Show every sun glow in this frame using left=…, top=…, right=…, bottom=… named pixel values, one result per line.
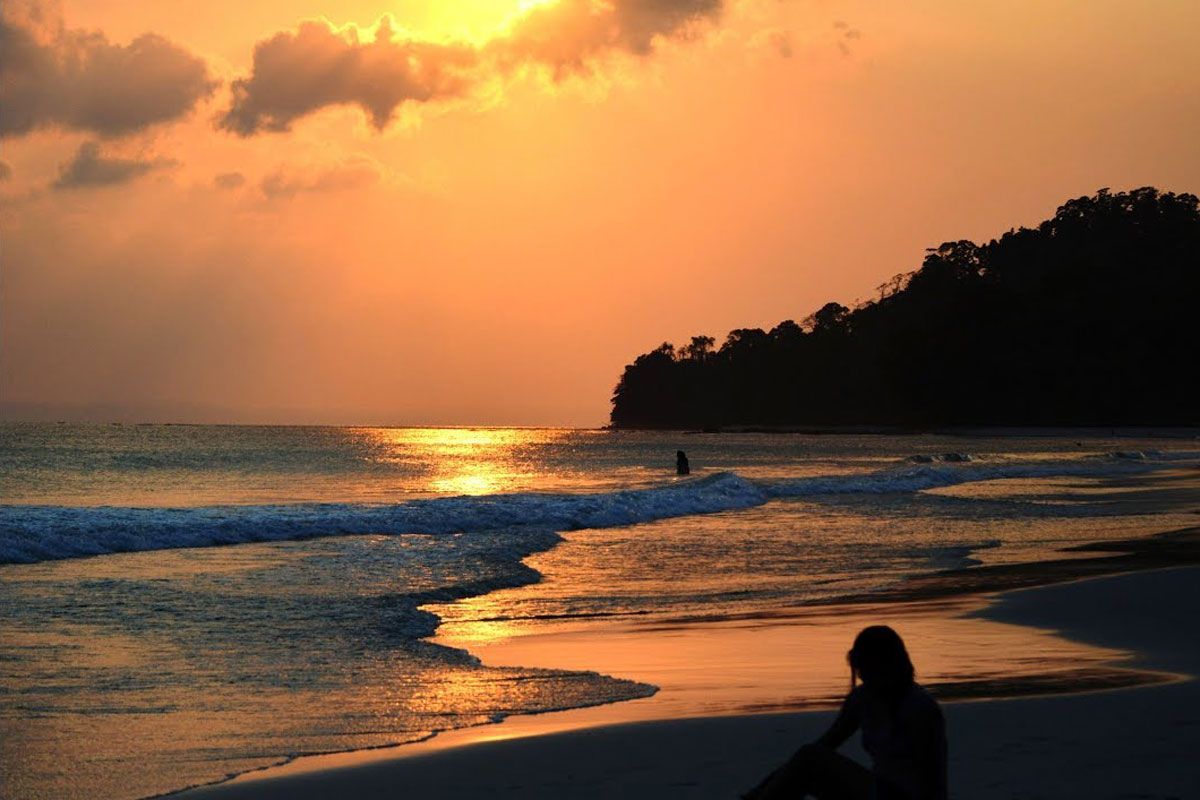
left=409, top=0, right=563, bottom=43
left=290, top=1, right=565, bottom=47
left=357, top=427, right=565, bottom=496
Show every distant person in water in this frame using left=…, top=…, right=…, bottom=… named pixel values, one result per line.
left=742, top=625, right=947, bottom=800
left=676, top=450, right=690, bottom=475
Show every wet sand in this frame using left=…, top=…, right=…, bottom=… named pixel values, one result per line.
left=858, top=523, right=1200, bottom=602
left=177, top=537, right=1200, bottom=798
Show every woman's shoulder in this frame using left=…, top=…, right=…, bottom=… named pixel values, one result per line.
left=905, top=683, right=944, bottom=717
left=843, top=684, right=870, bottom=714
left=909, top=683, right=939, bottom=702
left=848, top=683, right=941, bottom=717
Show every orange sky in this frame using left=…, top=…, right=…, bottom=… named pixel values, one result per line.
left=2, top=0, right=1199, bottom=425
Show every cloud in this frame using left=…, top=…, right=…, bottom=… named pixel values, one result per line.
left=0, top=0, right=216, bottom=139
left=491, top=0, right=722, bottom=71
left=219, top=16, right=478, bottom=136
left=0, top=161, right=12, bottom=181
left=213, top=171, right=246, bottom=190
left=260, top=157, right=382, bottom=198
left=221, top=0, right=726, bottom=136
left=53, top=141, right=176, bottom=190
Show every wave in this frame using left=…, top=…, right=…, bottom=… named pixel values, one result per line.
left=2, top=451, right=1196, bottom=565
left=0, top=472, right=767, bottom=565
left=765, top=451, right=1197, bottom=498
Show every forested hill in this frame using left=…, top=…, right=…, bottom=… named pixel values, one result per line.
left=609, top=188, right=1199, bottom=429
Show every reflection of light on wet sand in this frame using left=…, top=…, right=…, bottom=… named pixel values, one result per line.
left=430, top=591, right=529, bottom=646
left=429, top=595, right=1148, bottom=735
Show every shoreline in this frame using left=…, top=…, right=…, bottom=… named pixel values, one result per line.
left=173, top=523, right=1200, bottom=799
left=176, top=564, right=1200, bottom=799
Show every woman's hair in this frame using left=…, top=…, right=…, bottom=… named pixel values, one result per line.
left=848, top=625, right=915, bottom=692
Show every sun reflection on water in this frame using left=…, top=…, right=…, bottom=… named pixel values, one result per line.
left=353, top=427, right=567, bottom=496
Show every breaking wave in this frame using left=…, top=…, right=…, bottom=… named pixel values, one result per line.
left=766, top=451, right=1197, bottom=498
left=0, top=472, right=767, bottom=564
left=2, top=450, right=1196, bottom=565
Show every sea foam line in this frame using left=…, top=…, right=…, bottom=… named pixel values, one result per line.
left=765, top=451, right=1196, bottom=497
left=0, top=472, right=768, bottom=565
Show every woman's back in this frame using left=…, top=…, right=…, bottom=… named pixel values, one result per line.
left=849, top=682, right=946, bottom=800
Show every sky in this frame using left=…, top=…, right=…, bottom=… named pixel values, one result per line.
left=2, top=0, right=1198, bottom=426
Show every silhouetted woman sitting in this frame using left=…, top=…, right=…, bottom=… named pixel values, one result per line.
left=743, top=625, right=947, bottom=800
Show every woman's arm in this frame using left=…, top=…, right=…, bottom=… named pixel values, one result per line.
left=816, top=693, right=861, bottom=750
left=741, top=695, right=865, bottom=800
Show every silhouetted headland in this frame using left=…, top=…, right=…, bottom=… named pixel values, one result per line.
left=610, top=188, right=1198, bottom=429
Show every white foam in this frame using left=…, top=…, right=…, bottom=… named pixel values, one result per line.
left=765, top=451, right=1194, bottom=498
left=0, top=472, right=768, bottom=564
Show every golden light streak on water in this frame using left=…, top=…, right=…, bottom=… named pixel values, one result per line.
left=357, top=426, right=567, bottom=495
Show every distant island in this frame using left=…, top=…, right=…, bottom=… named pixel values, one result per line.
left=610, top=187, right=1198, bottom=429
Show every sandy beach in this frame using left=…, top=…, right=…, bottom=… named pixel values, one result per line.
left=178, top=555, right=1200, bottom=799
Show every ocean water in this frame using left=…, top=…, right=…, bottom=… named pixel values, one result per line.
left=1, top=424, right=1197, bottom=799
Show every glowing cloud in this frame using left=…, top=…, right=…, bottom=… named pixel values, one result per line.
left=491, top=0, right=721, bottom=69
left=219, top=16, right=479, bottom=135
left=221, top=0, right=726, bottom=136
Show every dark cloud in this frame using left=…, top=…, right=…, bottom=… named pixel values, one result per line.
left=221, top=0, right=725, bottom=136
left=53, top=141, right=176, bottom=190
left=213, top=172, right=246, bottom=190
left=260, top=158, right=381, bottom=198
left=219, top=16, right=478, bottom=136
left=0, top=0, right=216, bottom=139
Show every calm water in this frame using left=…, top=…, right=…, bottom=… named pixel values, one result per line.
left=1, top=424, right=1197, bottom=799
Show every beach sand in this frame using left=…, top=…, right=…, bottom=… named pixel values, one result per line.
left=178, top=556, right=1200, bottom=799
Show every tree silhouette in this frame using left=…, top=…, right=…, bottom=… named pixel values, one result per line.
left=610, top=187, right=1199, bottom=428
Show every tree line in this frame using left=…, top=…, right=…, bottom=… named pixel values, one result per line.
left=610, top=187, right=1198, bottom=428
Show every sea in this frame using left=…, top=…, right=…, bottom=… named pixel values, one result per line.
left=1, top=423, right=1197, bottom=799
